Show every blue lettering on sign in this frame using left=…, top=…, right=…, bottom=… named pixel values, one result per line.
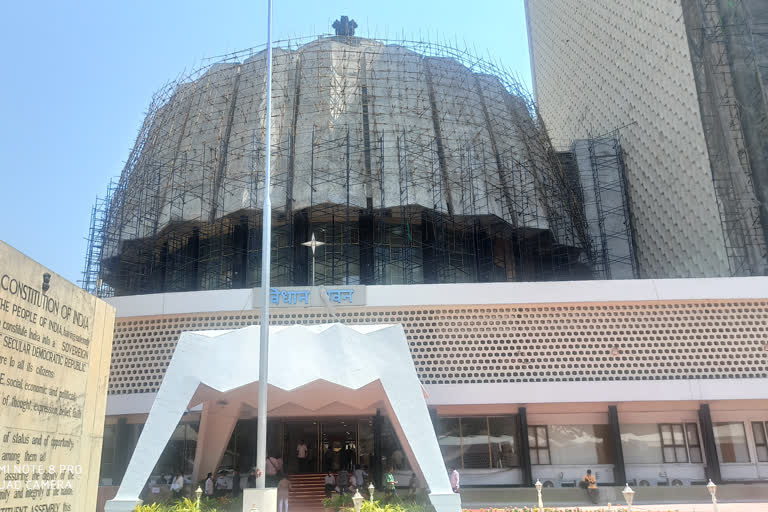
left=269, top=288, right=310, bottom=305
left=268, top=288, right=356, bottom=305
left=326, top=289, right=354, bottom=303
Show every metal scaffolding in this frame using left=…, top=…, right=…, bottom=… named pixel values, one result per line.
left=82, top=34, right=598, bottom=297
left=684, top=0, right=768, bottom=275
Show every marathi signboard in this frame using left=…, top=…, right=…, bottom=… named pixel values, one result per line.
left=0, top=241, right=115, bottom=512
left=254, top=285, right=367, bottom=308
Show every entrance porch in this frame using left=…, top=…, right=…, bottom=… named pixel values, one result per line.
left=105, top=324, right=460, bottom=512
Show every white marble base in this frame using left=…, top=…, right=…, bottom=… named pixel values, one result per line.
left=104, top=498, right=142, bottom=512
left=243, top=488, right=278, bottom=512
left=429, top=491, right=462, bottom=512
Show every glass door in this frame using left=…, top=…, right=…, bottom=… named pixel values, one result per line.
left=283, top=421, right=319, bottom=473
left=320, top=419, right=357, bottom=472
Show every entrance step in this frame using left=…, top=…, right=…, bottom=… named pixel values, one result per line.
left=287, top=473, right=328, bottom=509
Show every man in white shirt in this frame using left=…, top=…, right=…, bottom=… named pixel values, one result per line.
left=170, top=471, right=184, bottom=498
left=296, top=440, right=308, bottom=473
left=205, top=472, right=214, bottom=497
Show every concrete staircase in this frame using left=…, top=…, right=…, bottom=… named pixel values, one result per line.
left=287, top=473, right=328, bottom=511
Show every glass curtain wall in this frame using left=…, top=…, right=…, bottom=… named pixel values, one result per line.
left=532, top=425, right=615, bottom=465
left=153, top=422, right=200, bottom=477
left=437, top=416, right=519, bottom=470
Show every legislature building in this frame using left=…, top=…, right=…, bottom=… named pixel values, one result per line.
left=87, top=15, right=768, bottom=509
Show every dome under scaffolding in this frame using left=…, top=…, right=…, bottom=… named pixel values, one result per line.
left=82, top=32, right=616, bottom=297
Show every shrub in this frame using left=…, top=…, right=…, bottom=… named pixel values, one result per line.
left=134, top=496, right=222, bottom=512
left=323, top=493, right=354, bottom=510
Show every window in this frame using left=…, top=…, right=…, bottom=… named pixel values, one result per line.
left=623, top=423, right=702, bottom=464
left=438, top=416, right=519, bottom=469
left=438, top=418, right=462, bottom=469
left=660, top=424, right=688, bottom=463
left=154, top=423, right=199, bottom=476
left=547, top=425, right=615, bottom=465
left=685, top=423, right=703, bottom=463
left=528, top=426, right=550, bottom=465
left=714, top=422, right=751, bottom=463
left=621, top=424, right=663, bottom=464
left=489, top=417, right=520, bottom=468
left=100, top=424, right=117, bottom=485
left=460, top=417, right=490, bottom=469
left=752, top=422, right=768, bottom=462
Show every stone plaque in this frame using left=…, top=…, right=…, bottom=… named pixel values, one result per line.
left=0, top=241, right=115, bottom=512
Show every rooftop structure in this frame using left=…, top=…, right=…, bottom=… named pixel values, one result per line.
left=83, top=32, right=637, bottom=297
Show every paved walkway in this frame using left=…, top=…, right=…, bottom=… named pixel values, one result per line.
left=519, top=504, right=768, bottom=511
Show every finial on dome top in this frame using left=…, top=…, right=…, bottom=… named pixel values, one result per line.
left=333, top=16, right=358, bottom=37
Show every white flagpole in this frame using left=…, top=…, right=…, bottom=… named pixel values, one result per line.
left=256, top=0, right=273, bottom=490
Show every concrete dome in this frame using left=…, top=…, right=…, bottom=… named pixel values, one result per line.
left=110, top=37, right=555, bottom=244
left=99, top=35, right=588, bottom=294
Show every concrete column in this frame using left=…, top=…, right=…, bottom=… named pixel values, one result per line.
left=192, top=401, right=242, bottom=484
left=608, top=405, right=627, bottom=485
left=698, top=404, right=722, bottom=484
left=517, top=407, right=533, bottom=487
left=373, top=410, right=383, bottom=488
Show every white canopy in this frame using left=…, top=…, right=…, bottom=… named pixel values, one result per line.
left=105, top=323, right=460, bottom=512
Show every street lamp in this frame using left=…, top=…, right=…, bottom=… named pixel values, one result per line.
left=622, top=483, right=635, bottom=512
left=535, top=479, right=543, bottom=509
left=301, top=232, right=325, bottom=286
left=352, top=489, right=364, bottom=512
left=707, top=479, right=719, bottom=512
left=368, top=482, right=375, bottom=503
left=195, top=486, right=203, bottom=510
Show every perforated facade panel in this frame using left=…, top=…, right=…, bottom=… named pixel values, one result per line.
left=525, top=0, right=730, bottom=278
left=109, top=299, right=768, bottom=395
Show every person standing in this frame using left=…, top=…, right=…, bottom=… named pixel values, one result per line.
left=450, top=468, right=460, bottom=493
left=385, top=467, right=398, bottom=497
left=582, top=469, right=598, bottom=504
left=408, top=473, right=418, bottom=495
left=204, top=472, right=215, bottom=497
left=266, top=455, right=283, bottom=486
left=354, top=465, right=367, bottom=490
left=170, top=471, right=184, bottom=499
left=277, top=474, right=292, bottom=512
left=297, top=440, right=308, bottom=473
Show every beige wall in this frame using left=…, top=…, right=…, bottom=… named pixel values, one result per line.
left=525, top=0, right=729, bottom=278
left=107, top=298, right=768, bottom=395
left=0, top=242, right=115, bottom=512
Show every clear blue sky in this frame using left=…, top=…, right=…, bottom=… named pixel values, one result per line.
left=0, top=0, right=532, bottom=286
